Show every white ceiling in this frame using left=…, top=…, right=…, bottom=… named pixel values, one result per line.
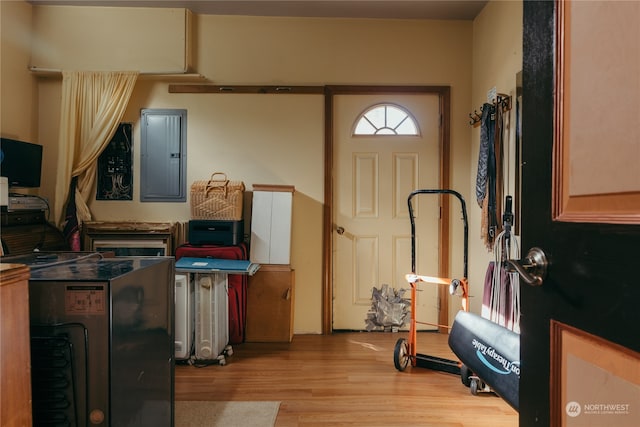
left=28, top=1, right=489, bottom=21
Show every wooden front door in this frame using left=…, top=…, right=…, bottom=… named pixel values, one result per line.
left=521, top=2, right=640, bottom=426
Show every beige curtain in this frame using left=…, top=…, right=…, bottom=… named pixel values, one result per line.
left=54, top=71, right=139, bottom=228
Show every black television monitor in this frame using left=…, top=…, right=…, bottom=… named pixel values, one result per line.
left=0, top=137, right=43, bottom=188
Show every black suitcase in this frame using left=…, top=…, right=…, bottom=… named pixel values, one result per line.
left=188, top=220, right=244, bottom=246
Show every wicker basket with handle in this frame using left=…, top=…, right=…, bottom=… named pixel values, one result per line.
left=190, top=172, right=244, bottom=220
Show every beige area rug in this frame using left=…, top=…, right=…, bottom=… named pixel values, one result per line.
left=175, top=401, right=280, bottom=427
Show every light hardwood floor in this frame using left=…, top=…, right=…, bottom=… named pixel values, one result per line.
left=175, top=332, right=518, bottom=426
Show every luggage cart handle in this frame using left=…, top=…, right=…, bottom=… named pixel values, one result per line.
left=407, top=189, right=468, bottom=278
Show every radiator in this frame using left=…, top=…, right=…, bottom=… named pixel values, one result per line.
left=174, top=274, right=193, bottom=360
left=194, top=273, right=229, bottom=361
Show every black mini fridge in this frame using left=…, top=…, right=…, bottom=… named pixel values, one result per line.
left=8, top=253, right=175, bottom=427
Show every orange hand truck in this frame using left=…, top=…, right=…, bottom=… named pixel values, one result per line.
left=393, top=189, right=470, bottom=375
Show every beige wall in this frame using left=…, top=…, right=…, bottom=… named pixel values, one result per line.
left=1, top=1, right=523, bottom=334
left=0, top=0, right=36, bottom=143
left=465, top=0, right=523, bottom=317
left=0, top=1, right=39, bottom=199
left=27, top=9, right=474, bottom=334
left=31, top=6, right=191, bottom=72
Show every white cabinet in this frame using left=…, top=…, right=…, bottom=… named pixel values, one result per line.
left=250, top=185, right=294, bottom=265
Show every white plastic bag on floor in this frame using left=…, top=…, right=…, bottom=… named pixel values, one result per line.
left=365, top=284, right=410, bottom=331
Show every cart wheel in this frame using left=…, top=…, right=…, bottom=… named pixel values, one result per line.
left=393, top=338, right=410, bottom=371
left=460, top=364, right=472, bottom=387
left=224, top=345, right=234, bottom=357
left=470, top=378, right=479, bottom=395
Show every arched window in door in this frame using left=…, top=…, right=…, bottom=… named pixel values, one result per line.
left=353, top=103, right=420, bottom=136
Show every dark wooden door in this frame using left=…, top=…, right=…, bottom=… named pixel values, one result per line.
left=521, top=1, right=640, bottom=426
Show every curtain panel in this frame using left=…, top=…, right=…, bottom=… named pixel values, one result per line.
left=54, top=71, right=138, bottom=249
